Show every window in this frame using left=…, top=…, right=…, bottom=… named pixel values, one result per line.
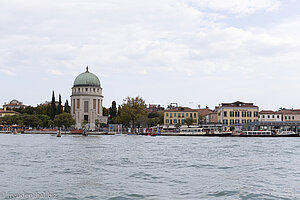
left=277, top=115, right=279, bottom=119
left=170, top=120, right=173, bottom=124
left=98, top=100, right=100, bottom=114
left=166, top=119, right=169, bottom=123
left=166, top=113, right=169, bottom=117
left=268, top=115, right=270, bottom=118
left=86, top=88, right=88, bottom=92
left=93, top=88, right=95, bottom=92
left=73, top=99, right=75, bottom=113
left=235, top=111, right=240, bottom=117
left=93, top=99, right=96, bottom=109
left=174, top=113, right=176, bottom=117
left=178, top=119, right=181, bottom=123
left=247, top=112, right=252, bottom=117
left=77, top=99, right=80, bottom=109
left=78, top=88, right=80, bottom=92
left=170, top=113, right=173, bottom=118
left=289, top=116, right=291, bottom=120
left=186, top=113, right=188, bottom=117
left=247, top=119, right=252, bottom=123
left=194, top=113, right=196, bottom=118
left=223, top=120, right=228, bottom=125
left=292, top=116, right=295, bottom=120
left=262, top=115, right=265, bottom=118
left=230, top=120, right=234, bottom=125
left=190, top=113, right=192, bottom=118
left=84, top=115, right=88, bottom=122
left=174, top=119, right=177, bottom=123
left=254, top=112, right=258, bottom=117
left=230, top=111, right=234, bottom=117
left=242, top=112, right=246, bottom=117
left=182, top=113, right=184, bottom=117
left=285, top=116, right=287, bottom=120
left=224, top=111, right=227, bottom=117
left=242, top=120, right=246, bottom=124
left=235, top=120, right=240, bottom=124
left=84, top=101, right=89, bottom=113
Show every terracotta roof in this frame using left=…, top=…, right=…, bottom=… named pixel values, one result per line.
left=196, top=108, right=213, bottom=117
left=0, top=109, right=19, bottom=114
left=278, top=109, right=300, bottom=114
left=165, top=107, right=197, bottom=112
left=259, top=110, right=281, bottom=114
left=221, top=101, right=258, bottom=108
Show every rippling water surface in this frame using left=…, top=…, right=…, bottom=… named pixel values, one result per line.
left=0, top=134, right=300, bottom=200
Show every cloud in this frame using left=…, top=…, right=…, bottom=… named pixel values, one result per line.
left=187, top=0, right=280, bottom=14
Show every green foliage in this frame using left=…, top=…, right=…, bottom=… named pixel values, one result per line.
left=64, top=100, right=71, bottom=113
left=147, top=111, right=164, bottom=127
left=110, top=101, right=117, bottom=118
left=184, top=117, right=194, bottom=127
left=103, top=107, right=109, bottom=116
left=57, top=94, right=62, bottom=115
left=53, top=113, right=75, bottom=128
left=119, top=96, right=148, bottom=131
left=50, top=91, right=56, bottom=120
left=175, top=122, right=181, bottom=129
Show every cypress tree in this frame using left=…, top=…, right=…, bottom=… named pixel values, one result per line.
left=57, top=94, right=62, bottom=114
left=50, top=91, right=56, bottom=120
left=64, top=100, right=71, bottom=113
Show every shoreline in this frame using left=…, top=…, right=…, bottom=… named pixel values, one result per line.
left=1, top=131, right=299, bottom=137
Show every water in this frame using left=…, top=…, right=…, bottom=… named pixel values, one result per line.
left=0, top=134, right=300, bottom=200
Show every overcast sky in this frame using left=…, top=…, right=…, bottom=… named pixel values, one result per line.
left=0, top=0, right=300, bottom=110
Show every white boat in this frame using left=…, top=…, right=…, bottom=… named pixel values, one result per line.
left=241, top=131, right=272, bottom=136
left=179, top=127, right=206, bottom=135
left=277, top=131, right=298, bottom=136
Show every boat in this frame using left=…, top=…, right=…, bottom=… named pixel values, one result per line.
left=240, top=131, right=272, bottom=137
left=276, top=131, right=299, bottom=137
left=56, top=129, right=61, bottom=137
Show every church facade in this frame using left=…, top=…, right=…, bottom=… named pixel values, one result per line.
left=71, top=67, right=107, bottom=130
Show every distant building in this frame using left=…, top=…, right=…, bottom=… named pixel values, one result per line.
left=3, top=99, right=26, bottom=110
left=0, top=109, right=19, bottom=117
left=164, top=107, right=199, bottom=125
left=259, top=110, right=282, bottom=122
left=279, top=109, right=300, bottom=122
left=206, top=111, right=218, bottom=124
left=147, top=104, right=164, bottom=112
left=71, top=67, right=108, bottom=130
left=38, top=101, right=60, bottom=107
left=196, top=107, right=213, bottom=123
left=217, top=101, right=259, bottom=130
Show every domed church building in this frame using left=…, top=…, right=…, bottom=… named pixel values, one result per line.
left=71, top=67, right=107, bottom=130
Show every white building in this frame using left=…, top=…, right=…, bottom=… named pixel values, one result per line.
left=71, top=67, right=108, bottom=130
left=259, top=110, right=282, bottom=122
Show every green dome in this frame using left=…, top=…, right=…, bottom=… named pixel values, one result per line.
left=73, top=67, right=101, bottom=87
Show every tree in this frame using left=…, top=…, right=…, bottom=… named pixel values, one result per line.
left=37, top=114, right=50, bottom=128
left=64, top=100, right=71, bottom=113
left=185, top=117, right=194, bottom=127
left=50, top=91, right=56, bottom=120
left=57, top=94, right=62, bottom=115
left=109, top=101, right=117, bottom=119
left=175, top=122, right=181, bottom=129
left=103, top=107, right=109, bottom=116
left=53, top=113, right=75, bottom=128
left=119, top=96, right=148, bottom=132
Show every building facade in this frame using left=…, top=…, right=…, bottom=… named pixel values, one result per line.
left=164, top=107, right=199, bottom=125
left=259, top=110, right=282, bottom=122
left=3, top=99, right=26, bottom=110
left=279, top=109, right=300, bottom=122
left=0, top=109, right=19, bottom=117
left=71, top=67, right=107, bottom=130
left=217, top=101, right=259, bottom=130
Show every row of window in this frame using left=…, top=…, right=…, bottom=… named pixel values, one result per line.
left=223, top=119, right=258, bottom=125
left=285, top=116, right=295, bottom=120
left=74, top=88, right=100, bottom=93
left=73, top=99, right=101, bottom=114
left=261, top=115, right=280, bottom=119
left=166, top=113, right=197, bottom=118
left=224, top=111, right=258, bottom=118
left=165, top=119, right=196, bottom=124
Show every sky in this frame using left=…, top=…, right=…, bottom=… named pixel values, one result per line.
left=0, top=0, right=300, bottom=110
